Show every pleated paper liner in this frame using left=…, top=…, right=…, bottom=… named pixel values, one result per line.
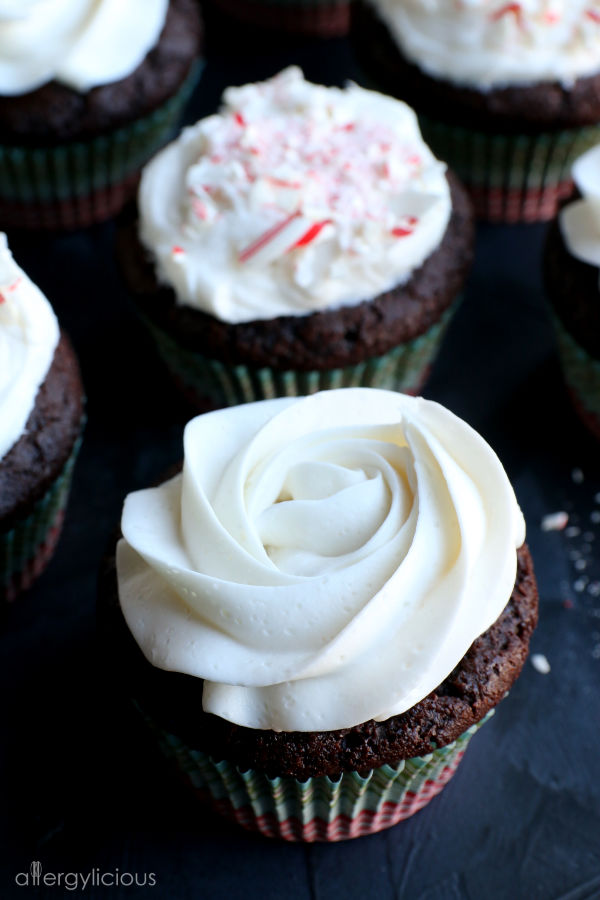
left=553, top=316, right=600, bottom=442
left=205, top=0, right=350, bottom=37
left=418, top=117, right=600, bottom=224
left=144, top=708, right=493, bottom=842
left=139, top=299, right=458, bottom=410
left=0, top=61, right=203, bottom=231
left=1, top=427, right=83, bottom=603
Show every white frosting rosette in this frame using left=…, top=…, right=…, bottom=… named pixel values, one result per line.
left=560, top=144, right=600, bottom=287
left=0, top=234, right=59, bottom=462
left=370, top=0, right=600, bottom=89
left=0, top=0, right=168, bottom=95
left=117, top=389, right=526, bottom=733
left=138, top=67, right=451, bottom=324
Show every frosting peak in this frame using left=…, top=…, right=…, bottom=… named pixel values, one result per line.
left=370, top=0, right=600, bottom=89
left=560, top=144, right=600, bottom=287
left=139, top=67, right=451, bottom=323
left=0, top=0, right=168, bottom=95
left=117, top=389, right=526, bottom=732
left=0, top=234, right=59, bottom=461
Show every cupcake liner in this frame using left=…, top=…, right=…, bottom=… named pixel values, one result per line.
left=0, top=61, right=203, bottom=230
left=553, top=316, right=600, bottom=442
left=207, top=0, right=350, bottom=37
left=1, top=428, right=83, bottom=603
left=418, top=116, right=600, bottom=224
left=145, top=709, right=493, bottom=842
left=140, top=300, right=458, bottom=410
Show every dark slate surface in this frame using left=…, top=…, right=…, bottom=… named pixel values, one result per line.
left=1, top=31, right=600, bottom=900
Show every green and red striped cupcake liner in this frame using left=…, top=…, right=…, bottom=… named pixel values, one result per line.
left=0, top=61, right=202, bottom=230
left=146, top=710, right=492, bottom=842
left=140, top=300, right=458, bottom=410
left=553, top=317, right=600, bottom=442
left=1, top=428, right=83, bottom=603
left=418, top=117, right=600, bottom=224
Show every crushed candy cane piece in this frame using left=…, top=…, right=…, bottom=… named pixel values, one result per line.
left=531, top=654, right=551, bottom=675
left=541, top=511, right=569, bottom=531
left=287, top=220, right=332, bottom=251
left=238, top=212, right=301, bottom=263
left=0, top=277, right=20, bottom=303
left=491, top=3, right=523, bottom=23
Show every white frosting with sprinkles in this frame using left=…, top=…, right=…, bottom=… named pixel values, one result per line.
left=139, top=67, right=451, bottom=324
left=0, top=234, right=59, bottom=462
left=369, top=0, right=600, bottom=89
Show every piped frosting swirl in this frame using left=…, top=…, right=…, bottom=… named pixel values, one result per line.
left=117, top=389, right=526, bottom=733
left=0, top=0, right=168, bottom=95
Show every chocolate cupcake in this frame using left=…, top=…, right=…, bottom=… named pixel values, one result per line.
left=545, top=144, right=600, bottom=440
left=0, top=0, right=202, bottom=230
left=0, top=235, right=84, bottom=602
left=353, top=1, right=600, bottom=223
left=104, top=388, right=538, bottom=841
left=119, top=67, right=474, bottom=409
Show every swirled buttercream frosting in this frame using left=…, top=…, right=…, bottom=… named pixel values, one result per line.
left=560, top=144, right=600, bottom=288
left=369, top=0, right=600, bottom=89
left=0, top=0, right=168, bottom=95
left=138, top=66, right=451, bottom=324
left=0, top=233, right=59, bottom=461
left=117, top=389, right=526, bottom=732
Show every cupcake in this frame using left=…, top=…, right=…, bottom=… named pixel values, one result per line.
left=0, top=235, right=84, bottom=602
left=0, top=0, right=203, bottom=230
left=545, top=144, right=600, bottom=440
left=119, top=67, right=474, bottom=409
left=201, top=0, right=350, bottom=39
left=104, top=388, right=538, bottom=841
left=353, top=1, right=600, bottom=223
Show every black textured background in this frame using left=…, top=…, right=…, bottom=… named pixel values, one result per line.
left=1, top=32, right=600, bottom=900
